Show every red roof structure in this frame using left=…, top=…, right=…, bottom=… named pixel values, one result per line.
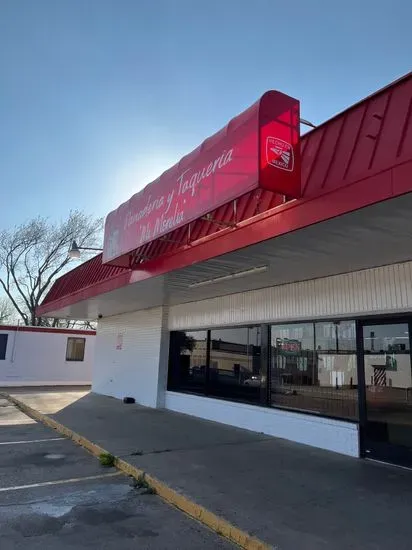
left=38, top=72, right=412, bottom=318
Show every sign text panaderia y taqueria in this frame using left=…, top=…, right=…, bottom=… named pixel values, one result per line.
left=103, top=91, right=301, bottom=265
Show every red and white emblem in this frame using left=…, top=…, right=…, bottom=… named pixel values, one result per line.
left=266, top=137, right=294, bottom=172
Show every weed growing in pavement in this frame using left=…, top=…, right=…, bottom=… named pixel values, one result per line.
left=134, top=472, right=157, bottom=495
left=99, top=452, right=116, bottom=467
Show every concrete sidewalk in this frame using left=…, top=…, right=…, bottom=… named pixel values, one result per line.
left=8, top=390, right=412, bottom=550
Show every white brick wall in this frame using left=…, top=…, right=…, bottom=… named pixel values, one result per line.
left=0, top=328, right=94, bottom=386
left=93, top=307, right=166, bottom=407
left=169, top=261, right=412, bottom=329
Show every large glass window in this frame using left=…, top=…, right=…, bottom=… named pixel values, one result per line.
left=168, top=327, right=264, bottom=404
left=270, top=321, right=358, bottom=420
left=209, top=327, right=263, bottom=403
left=168, top=320, right=358, bottom=420
left=168, top=331, right=208, bottom=394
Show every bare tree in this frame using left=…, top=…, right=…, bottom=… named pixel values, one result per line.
left=0, top=296, right=13, bottom=324
left=0, top=211, right=103, bottom=326
left=51, top=318, right=97, bottom=330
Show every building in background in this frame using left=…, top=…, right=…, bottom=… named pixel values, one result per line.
left=0, top=325, right=95, bottom=387
left=36, top=73, right=412, bottom=469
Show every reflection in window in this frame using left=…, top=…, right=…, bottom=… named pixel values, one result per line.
left=362, top=324, right=410, bottom=354
left=362, top=324, right=411, bottom=402
left=168, top=321, right=359, bottom=419
left=209, top=327, right=263, bottom=403
left=315, top=321, right=356, bottom=353
left=168, top=327, right=264, bottom=404
left=168, top=331, right=208, bottom=394
left=271, top=322, right=358, bottom=420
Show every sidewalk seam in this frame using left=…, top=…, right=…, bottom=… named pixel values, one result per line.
left=3, top=394, right=273, bottom=550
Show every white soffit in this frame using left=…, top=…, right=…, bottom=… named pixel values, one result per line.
left=51, top=193, right=412, bottom=319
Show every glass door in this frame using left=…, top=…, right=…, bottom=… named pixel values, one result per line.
left=360, top=320, right=412, bottom=467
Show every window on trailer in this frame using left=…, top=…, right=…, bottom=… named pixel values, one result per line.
left=0, top=334, right=8, bottom=360
left=66, top=337, right=86, bottom=361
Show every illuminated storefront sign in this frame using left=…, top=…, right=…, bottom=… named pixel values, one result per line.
left=103, top=91, right=300, bottom=264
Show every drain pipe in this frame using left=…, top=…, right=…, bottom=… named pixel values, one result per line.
left=11, top=320, right=20, bottom=363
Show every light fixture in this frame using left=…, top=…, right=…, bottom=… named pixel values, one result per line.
left=68, top=240, right=103, bottom=259
left=188, top=265, right=268, bottom=289
left=300, top=118, right=317, bottom=129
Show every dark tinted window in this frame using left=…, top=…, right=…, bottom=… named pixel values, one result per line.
left=168, top=327, right=265, bottom=404
left=0, top=334, right=7, bottom=360
left=168, top=321, right=358, bottom=419
left=168, top=331, right=208, bottom=394
left=209, top=327, right=263, bottom=403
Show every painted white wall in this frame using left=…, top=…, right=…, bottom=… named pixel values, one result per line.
left=0, top=328, right=94, bottom=386
left=168, top=261, right=412, bottom=330
left=92, top=307, right=168, bottom=407
left=165, top=391, right=359, bottom=457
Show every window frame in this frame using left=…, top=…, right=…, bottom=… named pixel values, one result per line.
left=65, top=337, right=86, bottom=362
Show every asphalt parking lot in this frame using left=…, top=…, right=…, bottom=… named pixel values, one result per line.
left=0, top=398, right=234, bottom=549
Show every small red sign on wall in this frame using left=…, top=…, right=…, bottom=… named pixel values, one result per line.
left=116, top=334, right=123, bottom=350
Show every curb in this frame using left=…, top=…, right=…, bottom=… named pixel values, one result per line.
left=4, top=394, right=273, bottom=550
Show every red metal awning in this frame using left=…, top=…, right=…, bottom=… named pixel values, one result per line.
left=40, top=254, right=131, bottom=310
left=38, top=72, right=412, bottom=318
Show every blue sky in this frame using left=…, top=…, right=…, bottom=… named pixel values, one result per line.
left=1, top=0, right=411, bottom=230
